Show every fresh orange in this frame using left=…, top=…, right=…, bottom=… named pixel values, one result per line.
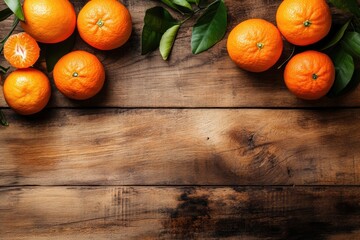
left=227, top=19, right=283, bottom=72
left=20, top=0, right=76, bottom=43
left=284, top=50, right=335, bottom=100
left=276, top=0, right=332, bottom=46
left=4, top=32, right=40, bottom=68
left=3, top=68, right=51, bottom=115
left=77, top=0, right=132, bottom=50
left=53, top=50, right=105, bottom=100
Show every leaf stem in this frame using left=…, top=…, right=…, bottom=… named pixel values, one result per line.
left=0, top=110, right=9, bottom=126
left=353, top=16, right=360, bottom=31
left=0, top=65, right=10, bottom=74
left=0, top=17, right=19, bottom=53
left=179, top=0, right=221, bottom=25
left=179, top=8, right=201, bottom=25
left=350, top=21, right=356, bottom=32
left=277, top=45, right=295, bottom=69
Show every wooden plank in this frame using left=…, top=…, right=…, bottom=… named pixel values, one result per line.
left=1, top=186, right=360, bottom=239
left=1, top=109, right=359, bottom=186
left=1, top=0, right=359, bottom=108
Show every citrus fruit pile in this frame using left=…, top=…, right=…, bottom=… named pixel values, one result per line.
left=2, top=0, right=132, bottom=115
left=227, top=0, right=335, bottom=100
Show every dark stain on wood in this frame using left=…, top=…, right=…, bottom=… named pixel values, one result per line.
left=213, top=217, right=283, bottom=238
left=162, top=189, right=212, bottom=239
left=336, top=201, right=360, bottom=215
left=161, top=187, right=360, bottom=239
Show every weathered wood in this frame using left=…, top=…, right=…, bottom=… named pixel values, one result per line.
left=1, top=109, right=359, bottom=186
left=1, top=1, right=360, bottom=238
left=1, top=186, right=360, bottom=239
left=1, top=0, right=359, bottom=108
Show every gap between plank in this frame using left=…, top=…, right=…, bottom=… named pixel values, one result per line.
left=2, top=184, right=360, bottom=188
left=2, top=106, right=360, bottom=110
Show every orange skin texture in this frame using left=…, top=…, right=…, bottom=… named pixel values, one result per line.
left=20, top=0, right=76, bottom=43
left=276, top=0, right=332, bottom=46
left=53, top=50, right=105, bottom=100
left=4, top=68, right=51, bottom=115
left=77, top=0, right=132, bottom=50
left=284, top=50, right=335, bottom=100
left=4, top=32, right=40, bottom=68
left=227, top=19, right=283, bottom=73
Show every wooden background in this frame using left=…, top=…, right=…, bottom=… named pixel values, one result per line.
left=1, top=0, right=360, bottom=239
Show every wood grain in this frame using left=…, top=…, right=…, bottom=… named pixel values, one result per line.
left=1, top=0, right=359, bottom=108
left=1, top=186, right=360, bottom=239
left=1, top=109, right=359, bottom=186
left=1, top=1, right=360, bottom=238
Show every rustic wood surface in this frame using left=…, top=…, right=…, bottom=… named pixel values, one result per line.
left=2, top=186, right=360, bottom=240
left=1, top=0, right=360, bottom=239
left=1, top=109, right=360, bottom=186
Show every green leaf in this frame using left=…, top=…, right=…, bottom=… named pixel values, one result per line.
left=142, top=7, right=178, bottom=55
left=0, top=8, right=13, bottom=21
left=0, top=17, right=19, bottom=53
left=1, top=16, right=19, bottom=43
left=160, top=0, right=193, bottom=13
left=45, top=32, right=76, bottom=72
left=0, top=110, right=9, bottom=126
left=173, top=0, right=192, bottom=11
left=191, top=0, right=227, bottom=54
left=341, top=31, right=360, bottom=58
left=328, top=48, right=355, bottom=97
left=0, top=65, right=10, bottom=74
left=321, top=20, right=350, bottom=50
left=329, top=0, right=360, bottom=17
left=4, top=0, right=24, bottom=21
left=160, top=0, right=181, bottom=12
left=341, top=69, right=360, bottom=94
left=160, top=24, right=180, bottom=60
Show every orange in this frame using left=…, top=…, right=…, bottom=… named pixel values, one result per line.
left=4, top=32, right=40, bottom=69
left=21, top=0, right=76, bottom=43
left=3, top=68, right=51, bottom=115
left=276, top=0, right=332, bottom=46
left=53, top=50, right=105, bottom=100
left=227, top=19, right=283, bottom=72
left=284, top=50, right=335, bottom=100
left=77, top=0, right=132, bottom=50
